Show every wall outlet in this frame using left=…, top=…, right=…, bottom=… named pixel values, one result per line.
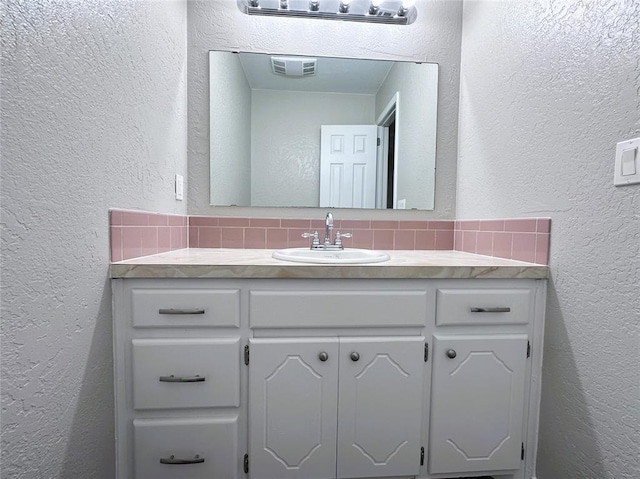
left=175, top=174, right=184, bottom=200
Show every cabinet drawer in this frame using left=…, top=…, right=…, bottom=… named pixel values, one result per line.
left=436, top=289, right=531, bottom=326
left=133, top=416, right=238, bottom=479
left=132, top=338, right=240, bottom=410
left=250, top=290, right=428, bottom=328
left=131, top=288, right=240, bottom=328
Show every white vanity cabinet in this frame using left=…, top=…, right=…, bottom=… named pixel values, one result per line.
left=112, top=274, right=546, bottom=479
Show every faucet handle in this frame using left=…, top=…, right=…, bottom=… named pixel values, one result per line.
left=301, top=231, right=320, bottom=246
left=334, top=231, right=352, bottom=248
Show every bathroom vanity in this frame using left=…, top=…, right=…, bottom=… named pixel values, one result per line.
left=111, top=249, right=548, bottom=479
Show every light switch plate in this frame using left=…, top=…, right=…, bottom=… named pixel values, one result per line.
left=175, top=174, right=184, bottom=200
left=614, top=137, right=640, bottom=186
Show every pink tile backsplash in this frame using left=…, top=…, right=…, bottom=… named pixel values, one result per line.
left=110, top=209, right=188, bottom=261
left=435, top=230, right=455, bottom=250
left=416, top=230, right=436, bottom=250
left=244, top=228, right=266, bottom=249
left=266, top=228, right=288, bottom=249
left=110, top=210, right=551, bottom=265
left=454, top=218, right=551, bottom=264
left=351, top=229, right=374, bottom=249
left=221, top=227, right=244, bottom=248
left=198, top=227, right=222, bottom=248
left=476, top=231, right=493, bottom=256
left=373, top=230, right=395, bottom=250
left=281, top=219, right=312, bottom=228
left=219, top=217, right=251, bottom=227
left=190, top=216, right=218, bottom=227
left=394, top=230, right=416, bottom=250
left=250, top=218, right=281, bottom=228
left=187, top=217, right=458, bottom=251
left=505, top=218, right=537, bottom=233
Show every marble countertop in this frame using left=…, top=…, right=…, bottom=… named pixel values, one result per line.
left=110, top=248, right=548, bottom=279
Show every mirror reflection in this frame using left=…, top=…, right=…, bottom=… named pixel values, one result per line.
left=209, top=51, right=438, bottom=210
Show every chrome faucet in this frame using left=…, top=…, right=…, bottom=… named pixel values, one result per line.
left=302, top=212, right=351, bottom=250
left=324, top=212, right=334, bottom=246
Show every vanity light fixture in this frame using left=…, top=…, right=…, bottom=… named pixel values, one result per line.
left=241, top=0, right=417, bottom=25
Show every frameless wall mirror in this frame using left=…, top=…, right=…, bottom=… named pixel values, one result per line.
left=209, top=51, right=438, bottom=210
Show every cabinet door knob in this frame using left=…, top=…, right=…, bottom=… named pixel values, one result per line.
left=350, top=352, right=360, bottom=362
left=319, top=352, right=329, bottom=362
left=446, top=349, right=457, bottom=359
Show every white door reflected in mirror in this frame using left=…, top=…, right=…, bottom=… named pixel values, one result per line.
left=320, top=125, right=378, bottom=209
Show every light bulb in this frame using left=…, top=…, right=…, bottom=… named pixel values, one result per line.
left=339, top=0, right=350, bottom=13
left=398, top=0, right=415, bottom=16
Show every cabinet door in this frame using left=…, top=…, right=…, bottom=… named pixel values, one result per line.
left=429, top=334, right=528, bottom=475
left=337, top=337, right=425, bottom=478
left=249, top=338, right=339, bottom=479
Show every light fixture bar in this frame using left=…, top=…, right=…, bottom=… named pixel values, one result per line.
left=245, top=6, right=412, bottom=25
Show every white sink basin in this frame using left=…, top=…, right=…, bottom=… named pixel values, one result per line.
left=272, top=248, right=390, bottom=264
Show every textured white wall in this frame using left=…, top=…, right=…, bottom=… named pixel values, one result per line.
left=456, top=2, right=640, bottom=478
left=376, top=62, right=438, bottom=210
left=0, top=1, right=188, bottom=477
left=188, top=0, right=463, bottom=218
left=209, top=51, right=252, bottom=206
left=251, top=90, right=375, bottom=207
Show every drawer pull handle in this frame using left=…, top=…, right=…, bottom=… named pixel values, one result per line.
left=160, top=454, right=205, bottom=465
left=446, top=349, right=457, bottom=359
left=158, top=308, right=206, bottom=315
left=319, top=352, right=329, bottom=362
left=470, top=307, right=511, bottom=313
left=159, top=375, right=206, bottom=383
left=350, top=352, right=360, bottom=362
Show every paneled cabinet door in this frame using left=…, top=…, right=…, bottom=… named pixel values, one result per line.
left=429, top=334, right=528, bottom=475
left=337, top=337, right=425, bottom=479
left=249, top=338, right=339, bottom=479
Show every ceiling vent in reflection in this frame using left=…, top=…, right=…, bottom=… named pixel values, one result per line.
left=271, top=57, right=317, bottom=77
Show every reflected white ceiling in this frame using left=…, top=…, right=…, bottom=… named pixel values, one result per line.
left=238, top=52, right=395, bottom=94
